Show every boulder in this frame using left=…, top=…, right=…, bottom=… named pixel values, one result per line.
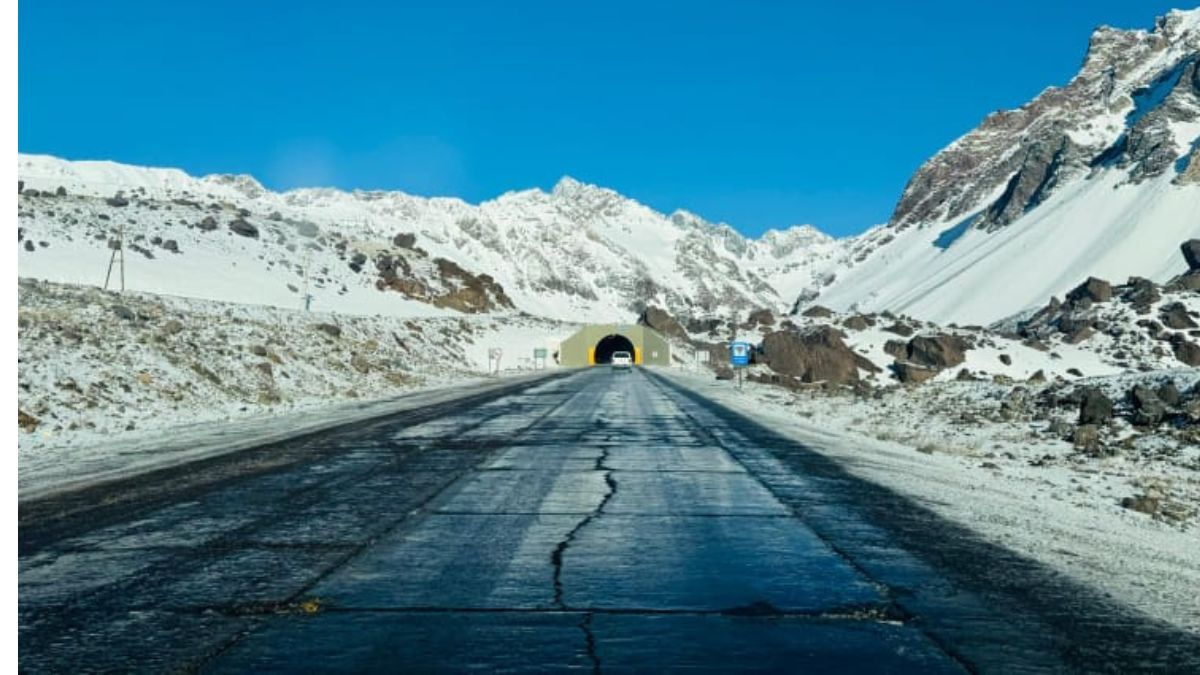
left=746, top=308, right=776, bottom=326
left=955, top=368, right=978, bottom=381
left=229, top=218, right=259, bottom=238
left=1078, top=387, right=1113, bottom=425
left=638, top=306, right=687, bottom=340
left=883, top=322, right=914, bottom=337
left=1121, top=495, right=1160, bottom=515
left=842, top=315, right=871, bottom=331
left=1172, top=336, right=1200, bottom=366
left=393, top=232, right=417, bottom=248
left=892, top=361, right=938, bottom=384
left=1072, top=425, right=1101, bottom=454
left=106, top=194, right=129, bottom=207
left=1129, top=385, right=1166, bottom=427
left=315, top=323, right=342, bottom=338
left=1156, top=382, right=1181, bottom=407
left=714, top=365, right=735, bottom=380
left=800, top=305, right=833, bottom=318
left=1182, top=239, right=1200, bottom=270
left=883, top=340, right=907, bottom=359
left=998, top=354, right=1012, bottom=366
left=1160, top=302, right=1197, bottom=330
left=197, top=216, right=218, bottom=231
left=760, top=326, right=860, bottom=384
left=1066, top=277, right=1112, bottom=306
left=1065, top=326, right=1096, bottom=344
left=111, top=305, right=136, bottom=321
left=350, top=353, right=371, bottom=374
left=905, top=334, right=969, bottom=369
left=1120, top=277, right=1160, bottom=313
left=161, top=239, right=179, bottom=253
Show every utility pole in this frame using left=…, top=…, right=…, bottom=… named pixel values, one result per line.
left=103, top=220, right=126, bottom=293
left=302, top=247, right=313, bottom=311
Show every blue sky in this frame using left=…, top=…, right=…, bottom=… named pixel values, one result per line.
left=18, top=1, right=1188, bottom=237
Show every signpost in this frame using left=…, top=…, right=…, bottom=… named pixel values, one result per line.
left=488, top=347, right=503, bottom=374
left=533, top=348, right=548, bottom=370
left=730, top=341, right=752, bottom=389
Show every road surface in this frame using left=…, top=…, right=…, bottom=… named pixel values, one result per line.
left=18, top=369, right=1200, bottom=672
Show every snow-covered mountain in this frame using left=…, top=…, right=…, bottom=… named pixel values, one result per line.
left=808, top=8, right=1200, bottom=324
left=16, top=155, right=845, bottom=323
left=16, top=8, right=1200, bottom=328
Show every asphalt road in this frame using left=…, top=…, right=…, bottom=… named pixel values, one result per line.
left=18, top=368, right=1200, bottom=672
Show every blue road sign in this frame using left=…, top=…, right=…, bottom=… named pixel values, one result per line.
left=730, top=341, right=751, bottom=367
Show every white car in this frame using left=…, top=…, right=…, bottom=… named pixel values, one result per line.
left=610, top=351, right=633, bottom=369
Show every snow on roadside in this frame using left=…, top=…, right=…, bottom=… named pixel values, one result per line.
left=661, top=367, right=1200, bottom=634
left=17, top=279, right=577, bottom=495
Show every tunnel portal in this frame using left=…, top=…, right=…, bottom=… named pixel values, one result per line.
left=593, top=334, right=636, bottom=365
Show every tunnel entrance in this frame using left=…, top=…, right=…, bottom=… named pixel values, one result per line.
left=593, top=334, right=636, bottom=365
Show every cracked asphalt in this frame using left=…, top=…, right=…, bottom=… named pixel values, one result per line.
left=19, top=369, right=1200, bottom=672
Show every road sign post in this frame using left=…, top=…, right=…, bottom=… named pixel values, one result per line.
left=488, top=347, right=503, bottom=374
left=533, top=348, right=548, bottom=370
left=730, top=341, right=751, bottom=390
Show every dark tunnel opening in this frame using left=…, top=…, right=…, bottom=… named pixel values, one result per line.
left=594, top=334, right=636, bottom=365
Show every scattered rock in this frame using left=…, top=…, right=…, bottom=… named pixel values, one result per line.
left=197, top=216, right=218, bottom=231
left=998, top=354, right=1011, bottom=366
left=111, top=305, right=136, bottom=321
left=393, top=232, right=417, bottom=248
left=883, top=323, right=914, bottom=337
left=160, top=320, right=184, bottom=335
left=1027, top=369, right=1047, bottom=383
left=801, top=305, right=833, bottom=318
left=18, top=410, right=39, bottom=433
left=714, top=365, right=735, bottom=380
left=106, top=194, right=129, bottom=207
left=161, top=239, right=179, bottom=253
left=350, top=353, right=371, bottom=374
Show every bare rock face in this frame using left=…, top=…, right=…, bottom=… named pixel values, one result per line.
left=886, top=11, right=1200, bottom=238
left=761, top=326, right=860, bottom=384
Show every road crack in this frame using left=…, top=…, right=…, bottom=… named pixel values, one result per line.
left=551, top=447, right=618, bottom=609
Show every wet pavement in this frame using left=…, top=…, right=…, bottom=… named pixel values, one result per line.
left=19, top=369, right=1200, bottom=672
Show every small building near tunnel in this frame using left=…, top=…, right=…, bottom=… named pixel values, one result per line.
left=558, top=324, right=671, bottom=367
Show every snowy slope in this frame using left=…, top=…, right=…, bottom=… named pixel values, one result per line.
left=816, top=170, right=1200, bottom=324
left=17, top=155, right=845, bottom=323
left=807, top=8, right=1200, bottom=325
